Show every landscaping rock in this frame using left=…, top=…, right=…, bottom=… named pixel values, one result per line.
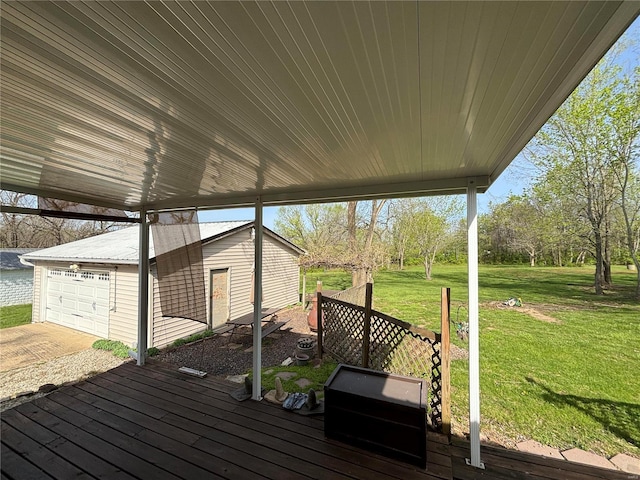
left=226, top=374, right=248, bottom=384
left=275, top=371, right=297, bottom=381
left=295, top=378, right=313, bottom=389
left=561, top=448, right=616, bottom=470
left=516, top=440, right=564, bottom=460
left=609, top=453, right=640, bottom=474
left=38, top=383, right=58, bottom=393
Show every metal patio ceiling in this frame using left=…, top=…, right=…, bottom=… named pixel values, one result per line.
left=1, top=1, right=638, bottom=212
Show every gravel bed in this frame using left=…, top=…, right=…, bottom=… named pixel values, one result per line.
left=0, top=349, right=127, bottom=412
left=156, top=305, right=315, bottom=376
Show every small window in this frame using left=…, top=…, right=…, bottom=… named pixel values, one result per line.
left=81, top=272, right=95, bottom=280
left=98, top=273, right=110, bottom=281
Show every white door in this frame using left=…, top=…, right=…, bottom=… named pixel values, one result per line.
left=46, top=268, right=110, bottom=337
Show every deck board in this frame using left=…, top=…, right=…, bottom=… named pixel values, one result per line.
left=1, top=361, right=634, bottom=480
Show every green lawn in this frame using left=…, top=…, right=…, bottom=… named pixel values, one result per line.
left=0, top=304, right=32, bottom=329
left=305, top=265, right=640, bottom=458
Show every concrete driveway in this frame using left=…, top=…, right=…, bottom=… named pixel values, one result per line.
left=0, top=323, right=99, bottom=372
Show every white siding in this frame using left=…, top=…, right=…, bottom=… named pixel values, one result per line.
left=0, top=268, right=34, bottom=306
left=262, top=234, right=300, bottom=310
left=29, top=228, right=300, bottom=349
left=201, top=229, right=300, bottom=321
left=108, top=265, right=140, bottom=347
left=32, top=265, right=44, bottom=322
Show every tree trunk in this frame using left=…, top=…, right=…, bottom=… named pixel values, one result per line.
left=529, top=251, right=535, bottom=267
left=400, top=251, right=404, bottom=270
left=594, top=231, right=604, bottom=295
left=603, top=229, right=612, bottom=285
left=424, top=257, right=432, bottom=280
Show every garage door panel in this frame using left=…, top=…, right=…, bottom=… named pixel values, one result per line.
left=78, top=286, right=95, bottom=297
left=78, top=301, right=94, bottom=314
left=45, top=268, right=110, bottom=337
left=62, top=284, right=78, bottom=295
left=96, top=288, right=110, bottom=300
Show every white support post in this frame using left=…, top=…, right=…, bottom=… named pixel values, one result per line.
left=137, top=207, right=150, bottom=367
left=466, top=180, right=484, bottom=468
left=252, top=198, right=264, bottom=401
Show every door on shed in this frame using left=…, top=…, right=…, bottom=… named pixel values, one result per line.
left=45, top=268, right=110, bottom=337
left=209, top=268, right=230, bottom=329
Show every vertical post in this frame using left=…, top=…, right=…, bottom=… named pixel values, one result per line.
left=137, top=207, right=149, bottom=367
left=301, top=268, right=306, bottom=306
left=316, top=291, right=323, bottom=359
left=467, top=180, right=484, bottom=468
left=440, top=287, right=451, bottom=438
left=252, top=198, right=263, bottom=401
left=362, top=283, right=373, bottom=368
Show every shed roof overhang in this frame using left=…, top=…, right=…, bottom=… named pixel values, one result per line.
left=1, top=1, right=638, bottom=212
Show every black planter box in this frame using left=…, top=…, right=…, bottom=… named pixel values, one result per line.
left=324, top=364, right=427, bottom=468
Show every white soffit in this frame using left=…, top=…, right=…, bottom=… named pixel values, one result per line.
left=1, top=1, right=638, bottom=211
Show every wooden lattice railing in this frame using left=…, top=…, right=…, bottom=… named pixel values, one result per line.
left=317, top=284, right=451, bottom=434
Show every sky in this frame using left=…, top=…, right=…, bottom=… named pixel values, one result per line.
left=199, top=17, right=640, bottom=230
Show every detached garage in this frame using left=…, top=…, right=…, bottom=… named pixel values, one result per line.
left=22, top=221, right=303, bottom=348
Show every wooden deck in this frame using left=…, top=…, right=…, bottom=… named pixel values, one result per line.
left=1, top=361, right=633, bottom=480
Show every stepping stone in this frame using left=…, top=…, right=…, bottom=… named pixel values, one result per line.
left=561, top=448, right=616, bottom=470
left=295, top=378, right=313, bottom=389
left=516, top=440, right=564, bottom=460
left=610, top=453, right=640, bottom=474
left=275, top=371, right=297, bottom=381
left=243, top=346, right=253, bottom=353
left=226, top=343, right=243, bottom=350
left=264, top=369, right=274, bottom=375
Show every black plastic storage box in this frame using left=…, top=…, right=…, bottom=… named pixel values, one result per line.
left=324, top=364, right=427, bottom=468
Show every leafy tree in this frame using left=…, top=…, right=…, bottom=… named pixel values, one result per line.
left=609, top=66, right=640, bottom=297
left=529, top=58, right=637, bottom=294
left=389, top=197, right=462, bottom=279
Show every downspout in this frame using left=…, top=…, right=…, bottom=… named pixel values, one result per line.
left=467, top=179, right=484, bottom=468
left=137, top=207, right=150, bottom=366
left=252, top=198, right=263, bottom=400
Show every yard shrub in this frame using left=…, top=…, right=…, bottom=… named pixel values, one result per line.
left=92, top=339, right=130, bottom=358
left=171, top=329, right=214, bottom=348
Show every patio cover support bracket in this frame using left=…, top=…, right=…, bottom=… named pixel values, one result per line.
left=137, top=206, right=150, bottom=367
left=467, top=179, right=485, bottom=469
left=252, top=198, right=264, bottom=400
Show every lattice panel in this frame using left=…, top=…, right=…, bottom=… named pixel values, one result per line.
left=320, top=296, right=445, bottom=432
left=322, top=298, right=366, bottom=366
left=369, top=313, right=443, bottom=429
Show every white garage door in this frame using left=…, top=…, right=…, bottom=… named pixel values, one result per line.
left=46, top=268, right=110, bottom=337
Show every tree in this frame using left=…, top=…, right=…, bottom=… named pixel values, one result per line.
left=530, top=58, right=636, bottom=294
left=389, top=197, right=462, bottom=279
left=0, top=191, right=128, bottom=248
left=609, top=66, right=640, bottom=297
left=274, top=203, right=348, bottom=268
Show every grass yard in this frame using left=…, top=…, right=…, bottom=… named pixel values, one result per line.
left=0, top=304, right=32, bottom=329
left=305, top=265, right=640, bottom=458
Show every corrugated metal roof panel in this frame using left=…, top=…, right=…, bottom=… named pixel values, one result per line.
left=21, top=221, right=252, bottom=264
left=1, top=1, right=637, bottom=209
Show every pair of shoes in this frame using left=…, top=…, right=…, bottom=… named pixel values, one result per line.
left=283, top=392, right=307, bottom=410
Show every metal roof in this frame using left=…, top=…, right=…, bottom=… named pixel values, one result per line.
left=1, top=1, right=638, bottom=211
left=20, top=221, right=302, bottom=265
left=0, top=248, right=37, bottom=270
